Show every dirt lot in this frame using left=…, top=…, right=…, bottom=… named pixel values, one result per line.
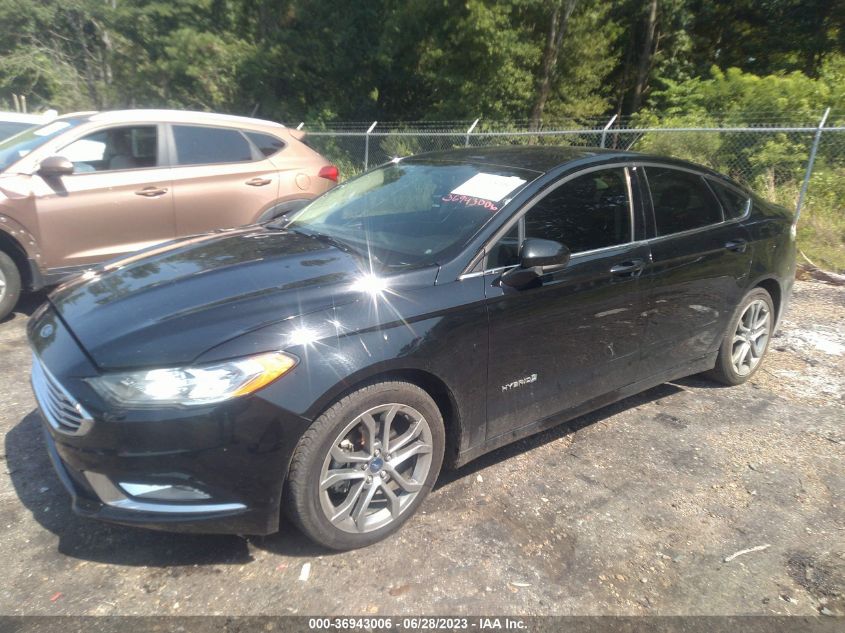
left=0, top=280, right=842, bottom=617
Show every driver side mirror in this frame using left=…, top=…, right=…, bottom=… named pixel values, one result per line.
left=500, top=238, right=570, bottom=289
left=38, top=155, right=74, bottom=177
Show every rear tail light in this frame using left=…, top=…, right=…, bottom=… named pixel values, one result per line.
left=318, top=165, right=339, bottom=182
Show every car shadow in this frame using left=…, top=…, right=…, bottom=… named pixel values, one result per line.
left=5, top=411, right=254, bottom=567
left=1, top=290, right=49, bottom=324
left=7, top=382, right=685, bottom=565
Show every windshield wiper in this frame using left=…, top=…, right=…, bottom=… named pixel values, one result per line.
left=287, top=227, right=365, bottom=257
left=264, top=214, right=290, bottom=229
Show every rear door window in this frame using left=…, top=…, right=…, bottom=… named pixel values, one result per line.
left=646, top=167, right=724, bottom=235
left=708, top=180, right=751, bottom=220
left=173, top=125, right=253, bottom=166
left=61, top=126, right=158, bottom=172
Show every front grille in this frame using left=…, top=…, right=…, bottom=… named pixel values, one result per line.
left=31, top=354, right=93, bottom=435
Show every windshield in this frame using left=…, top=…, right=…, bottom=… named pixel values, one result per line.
left=0, top=119, right=84, bottom=173
left=287, top=161, right=533, bottom=269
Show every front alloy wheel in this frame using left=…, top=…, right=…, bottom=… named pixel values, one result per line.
left=319, top=403, right=434, bottom=533
left=286, top=381, right=445, bottom=550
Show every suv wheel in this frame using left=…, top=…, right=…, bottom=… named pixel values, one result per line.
left=0, top=251, right=21, bottom=321
left=285, top=381, right=445, bottom=550
left=708, top=287, right=774, bottom=386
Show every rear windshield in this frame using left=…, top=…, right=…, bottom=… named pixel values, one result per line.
left=288, top=161, right=535, bottom=269
left=0, top=121, right=33, bottom=140
left=0, top=119, right=85, bottom=172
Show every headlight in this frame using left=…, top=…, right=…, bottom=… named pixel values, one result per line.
left=86, top=351, right=298, bottom=407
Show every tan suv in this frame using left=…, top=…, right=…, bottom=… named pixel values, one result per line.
left=0, top=109, right=337, bottom=320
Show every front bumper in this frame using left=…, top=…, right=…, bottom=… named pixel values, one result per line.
left=40, top=423, right=277, bottom=535
left=29, top=303, right=313, bottom=536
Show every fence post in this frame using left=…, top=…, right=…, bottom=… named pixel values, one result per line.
left=795, top=108, right=830, bottom=221
left=600, top=114, right=617, bottom=148
left=296, top=122, right=304, bottom=130
left=364, top=121, right=378, bottom=170
left=465, top=118, right=480, bottom=147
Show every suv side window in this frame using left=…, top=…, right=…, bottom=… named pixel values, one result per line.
left=244, top=131, right=286, bottom=157
left=646, top=167, right=724, bottom=235
left=173, top=125, right=253, bottom=166
left=61, top=126, right=158, bottom=172
left=708, top=180, right=750, bottom=220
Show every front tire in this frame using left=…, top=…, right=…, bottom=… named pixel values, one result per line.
left=285, top=381, right=445, bottom=550
left=0, top=251, right=22, bottom=322
left=707, top=287, right=774, bottom=386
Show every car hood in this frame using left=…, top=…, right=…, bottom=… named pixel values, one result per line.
left=49, top=226, right=412, bottom=370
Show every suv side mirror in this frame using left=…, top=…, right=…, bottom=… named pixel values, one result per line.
left=500, top=238, right=570, bottom=289
left=38, top=155, right=74, bottom=177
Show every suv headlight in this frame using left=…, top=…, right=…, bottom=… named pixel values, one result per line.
left=86, top=351, right=298, bottom=407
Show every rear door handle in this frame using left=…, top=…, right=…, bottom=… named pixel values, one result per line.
left=135, top=186, right=168, bottom=197
left=610, top=259, right=645, bottom=278
left=245, top=177, right=272, bottom=187
left=725, top=239, right=748, bottom=253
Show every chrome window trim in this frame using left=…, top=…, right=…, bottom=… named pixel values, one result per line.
left=460, top=161, right=754, bottom=281
left=704, top=175, right=753, bottom=221
left=637, top=162, right=752, bottom=243
left=462, top=162, right=638, bottom=277
left=459, top=240, right=646, bottom=280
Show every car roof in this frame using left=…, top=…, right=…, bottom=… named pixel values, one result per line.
left=56, top=109, right=286, bottom=130
left=0, top=111, right=53, bottom=124
left=405, top=145, right=731, bottom=181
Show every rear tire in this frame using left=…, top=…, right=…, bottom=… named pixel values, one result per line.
left=285, top=381, right=445, bottom=550
left=707, top=287, right=774, bottom=386
left=0, top=251, right=21, bottom=322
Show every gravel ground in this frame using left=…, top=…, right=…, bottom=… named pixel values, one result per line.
left=0, top=280, right=842, bottom=616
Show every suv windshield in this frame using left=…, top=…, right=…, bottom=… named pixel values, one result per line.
left=0, top=119, right=84, bottom=173
left=287, top=161, right=533, bottom=268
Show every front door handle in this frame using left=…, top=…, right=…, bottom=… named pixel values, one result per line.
left=135, top=186, right=168, bottom=197
left=245, top=177, right=272, bottom=187
left=725, top=239, right=748, bottom=253
left=610, top=259, right=645, bottom=278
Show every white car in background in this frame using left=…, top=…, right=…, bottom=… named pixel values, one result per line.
left=0, top=111, right=58, bottom=140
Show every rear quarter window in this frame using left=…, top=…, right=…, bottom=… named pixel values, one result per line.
left=708, top=180, right=751, bottom=220
left=244, top=131, right=285, bottom=157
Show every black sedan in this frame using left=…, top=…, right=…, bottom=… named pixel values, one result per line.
left=27, top=147, right=796, bottom=550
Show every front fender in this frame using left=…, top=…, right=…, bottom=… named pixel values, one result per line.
left=0, top=211, right=42, bottom=265
left=198, top=272, right=490, bottom=458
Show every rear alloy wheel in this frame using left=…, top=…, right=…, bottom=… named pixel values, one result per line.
left=708, top=288, right=774, bottom=385
left=285, top=381, right=444, bottom=550
left=0, top=251, right=22, bottom=322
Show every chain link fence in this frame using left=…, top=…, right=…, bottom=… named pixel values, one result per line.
left=302, top=116, right=845, bottom=270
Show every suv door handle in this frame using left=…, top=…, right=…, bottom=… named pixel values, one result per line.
left=725, top=239, right=748, bottom=253
left=135, top=186, right=168, bottom=197
left=245, top=177, right=272, bottom=187
left=610, top=259, right=645, bottom=277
